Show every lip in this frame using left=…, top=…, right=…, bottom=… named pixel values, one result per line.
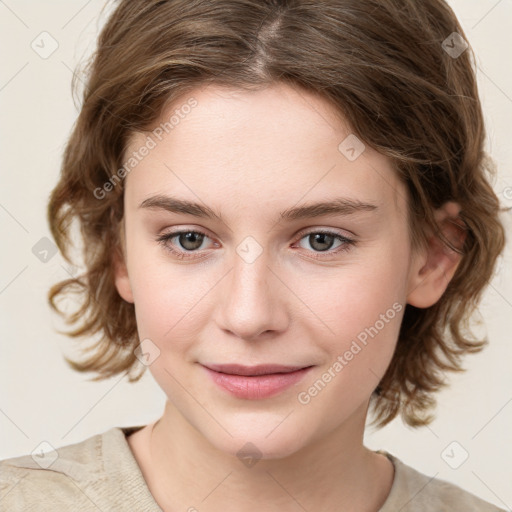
left=201, top=363, right=314, bottom=400
left=204, top=363, right=308, bottom=376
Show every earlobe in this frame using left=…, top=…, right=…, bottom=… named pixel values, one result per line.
left=406, top=201, right=466, bottom=309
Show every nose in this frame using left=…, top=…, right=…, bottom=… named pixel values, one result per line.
left=215, top=247, right=290, bottom=341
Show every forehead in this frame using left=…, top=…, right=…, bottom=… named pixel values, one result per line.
left=123, top=83, right=406, bottom=219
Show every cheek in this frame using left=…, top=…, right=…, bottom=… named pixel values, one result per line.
left=130, top=270, right=206, bottom=341
left=301, top=247, right=407, bottom=337
left=294, top=245, right=407, bottom=386
left=126, top=238, right=217, bottom=347
left=294, top=260, right=405, bottom=421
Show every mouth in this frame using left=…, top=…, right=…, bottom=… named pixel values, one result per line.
left=200, top=363, right=314, bottom=399
left=203, top=363, right=311, bottom=376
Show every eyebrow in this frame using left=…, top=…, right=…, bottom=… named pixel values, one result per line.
left=139, top=195, right=379, bottom=222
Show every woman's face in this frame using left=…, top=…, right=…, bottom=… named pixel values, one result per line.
left=116, top=82, right=420, bottom=458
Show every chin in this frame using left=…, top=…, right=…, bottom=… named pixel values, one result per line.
left=202, top=419, right=311, bottom=462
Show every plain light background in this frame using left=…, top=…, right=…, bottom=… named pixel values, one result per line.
left=1, top=0, right=511, bottom=508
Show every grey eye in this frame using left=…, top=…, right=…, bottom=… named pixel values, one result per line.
left=175, top=231, right=207, bottom=251
left=299, top=232, right=343, bottom=252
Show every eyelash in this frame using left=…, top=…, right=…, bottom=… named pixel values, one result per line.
left=156, top=228, right=356, bottom=261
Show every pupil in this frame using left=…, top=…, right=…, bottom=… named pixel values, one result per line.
left=181, top=232, right=203, bottom=250
left=311, top=233, right=333, bottom=252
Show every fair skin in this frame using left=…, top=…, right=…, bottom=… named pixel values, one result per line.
left=114, top=82, right=464, bottom=512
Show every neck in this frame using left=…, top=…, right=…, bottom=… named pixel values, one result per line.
left=129, top=399, right=394, bottom=512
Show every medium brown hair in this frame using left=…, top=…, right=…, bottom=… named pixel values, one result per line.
left=48, top=0, right=508, bottom=427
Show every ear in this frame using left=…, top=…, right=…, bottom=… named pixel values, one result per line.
left=406, top=201, right=466, bottom=308
left=113, top=219, right=134, bottom=304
